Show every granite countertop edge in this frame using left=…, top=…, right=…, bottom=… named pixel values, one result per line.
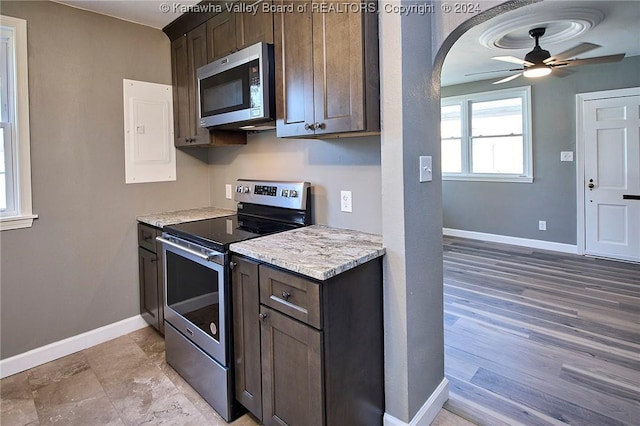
left=137, top=206, right=236, bottom=228
left=230, top=225, right=386, bottom=281
left=230, top=245, right=386, bottom=281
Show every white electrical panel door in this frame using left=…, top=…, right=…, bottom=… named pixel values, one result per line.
left=123, top=79, right=175, bottom=184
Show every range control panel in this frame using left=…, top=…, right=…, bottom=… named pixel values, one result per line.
left=234, top=179, right=310, bottom=210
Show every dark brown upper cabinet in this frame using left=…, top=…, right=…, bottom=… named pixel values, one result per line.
left=236, top=1, right=274, bottom=50
left=274, top=0, right=379, bottom=138
left=207, top=2, right=274, bottom=62
left=171, top=23, right=212, bottom=147
left=206, top=10, right=237, bottom=62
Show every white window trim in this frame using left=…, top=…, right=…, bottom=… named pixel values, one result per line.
left=442, top=86, right=533, bottom=183
left=0, top=15, right=36, bottom=231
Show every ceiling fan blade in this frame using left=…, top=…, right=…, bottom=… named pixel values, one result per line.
left=493, top=73, right=522, bottom=85
left=465, top=68, right=522, bottom=77
left=492, top=56, right=534, bottom=67
left=555, top=53, right=626, bottom=67
left=544, top=42, right=600, bottom=63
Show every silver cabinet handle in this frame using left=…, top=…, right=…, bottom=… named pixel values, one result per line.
left=156, top=236, right=223, bottom=263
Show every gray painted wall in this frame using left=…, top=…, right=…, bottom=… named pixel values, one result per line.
left=207, top=132, right=382, bottom=234
left=0, top=1, right=211, bottom=359
left=442, top=56, right=640, bottom=244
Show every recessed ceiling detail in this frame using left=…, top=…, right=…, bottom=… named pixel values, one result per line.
left=479, top=8, right=605, bottom=50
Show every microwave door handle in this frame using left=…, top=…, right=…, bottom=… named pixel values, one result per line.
left=156, top=237, right=223, bottom=263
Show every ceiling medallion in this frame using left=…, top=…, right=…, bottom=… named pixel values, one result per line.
left=479, top=8, right=604, bottom=50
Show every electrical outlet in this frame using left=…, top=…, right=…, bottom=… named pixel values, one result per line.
left=560, top=151, right=574, bottom=162
left=225, top=184, right=232, bottom=200
left=538, top=220, right=547, bottom=231
left=341, top=191, right=352, bottom=213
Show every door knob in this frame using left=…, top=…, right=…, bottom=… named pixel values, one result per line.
left=588, top=179, right=595, bottom=190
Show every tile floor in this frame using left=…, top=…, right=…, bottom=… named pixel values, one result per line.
left=1, top=327, right=474, bottom=426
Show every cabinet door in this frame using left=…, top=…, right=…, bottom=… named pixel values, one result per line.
left=312, top=3, right=365, bottom=135
left=171, top=35, right=192, bottom=147
left=187, top=23, right=211, bottom=145
left=273, top=0, right=315, bottom=137
left=232, top=257, right=263, bottom=419
left=260, top=306, right=323, bottom=426
left=236, top=0, right=274, bottom=49
left=139, top=247, right=160, bottom=330
left=207, top=11, right=237, bottom=62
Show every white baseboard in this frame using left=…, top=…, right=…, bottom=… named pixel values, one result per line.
left=384, top=378, right=449, bottom=426
left=443, top=228, right=578, bottom=254
left=0, top=315, right=149, bottom=379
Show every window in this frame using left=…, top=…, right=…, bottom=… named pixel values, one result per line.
left=441, top=87, right=532, bottom=183
left=1, top=15, right=36, bottom=230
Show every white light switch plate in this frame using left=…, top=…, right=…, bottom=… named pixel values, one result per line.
left=341, top=191, right=352, bottom=213
left=420, top=156, right=433, bottom=182
left=560, top=151, right=574, bottom=162
left=225, top=184, right=232, bottom=199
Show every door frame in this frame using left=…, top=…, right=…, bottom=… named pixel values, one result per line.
left=575, top=86, right=640, bottom=257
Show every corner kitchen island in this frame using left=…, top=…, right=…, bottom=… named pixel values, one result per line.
left=230, top=225, right=385, bottom=426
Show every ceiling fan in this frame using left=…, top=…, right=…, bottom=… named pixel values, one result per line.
left=469, top=27, right=626, bottom=84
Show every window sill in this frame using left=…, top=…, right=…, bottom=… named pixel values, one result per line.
left=443, top=175, right=534, bottom=184
left=0, top=214, right=38, bottom=231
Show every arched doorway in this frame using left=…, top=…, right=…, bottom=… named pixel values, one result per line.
left=435, top=1, right=640, bottom=424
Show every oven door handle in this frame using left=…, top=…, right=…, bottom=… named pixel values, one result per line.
left=156, top=237, right=224, bottom=264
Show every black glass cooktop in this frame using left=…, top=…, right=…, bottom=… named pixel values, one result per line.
left=163, top=214, right=298, bottom=252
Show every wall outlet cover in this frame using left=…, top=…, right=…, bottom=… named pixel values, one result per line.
left=225, top=184, right=233, bottom=200
left=341, top=190, right=353, bottom=213
left=560, top=151, right=574, bottom=162
left=538, top=220, right=547, bottom=231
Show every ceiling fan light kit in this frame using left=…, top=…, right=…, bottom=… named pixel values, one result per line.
left=523, top=66, right=552, bottom=78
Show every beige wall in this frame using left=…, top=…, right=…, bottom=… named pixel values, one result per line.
left=0, top=1, right=211, bottom=359
left=208, top=132, right=382, bottom=234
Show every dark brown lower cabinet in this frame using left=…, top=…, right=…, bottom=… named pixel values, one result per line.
left=231, top=255, right=384, bottom=426
left=138, top=223, right=164, bottom=334
left=260, top=306, right=323, bottom=426
left=232, top=257, right=262, bottom=418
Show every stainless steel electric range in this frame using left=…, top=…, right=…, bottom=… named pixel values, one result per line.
left=157, top=179, right=310, bottom=422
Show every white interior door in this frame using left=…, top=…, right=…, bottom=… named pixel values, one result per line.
left=583, top=90, right=640, bottom=262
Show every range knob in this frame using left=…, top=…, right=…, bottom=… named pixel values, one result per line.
left=243, top=186, right=251, bottom=194
left=290, top=189, right=298, bottom=198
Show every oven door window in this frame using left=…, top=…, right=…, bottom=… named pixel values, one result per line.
left=165, top=251, right=222, bottom=342
left=200, top=60, right=256, bottom=117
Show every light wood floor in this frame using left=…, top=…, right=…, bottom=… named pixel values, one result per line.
left=443, top=237, right=640, bottom=426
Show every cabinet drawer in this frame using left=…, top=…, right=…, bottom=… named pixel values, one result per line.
left=259, top=265, right=321, bottom=329
left=138, top=223, right=159, bottom=253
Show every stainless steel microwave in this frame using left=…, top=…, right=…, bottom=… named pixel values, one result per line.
left=197, top=42, right=275, bottom=131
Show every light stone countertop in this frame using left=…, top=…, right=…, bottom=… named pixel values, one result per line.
left=230, top=225, right=385, bottom=281
left=136, top=207, right=235, bottom=228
